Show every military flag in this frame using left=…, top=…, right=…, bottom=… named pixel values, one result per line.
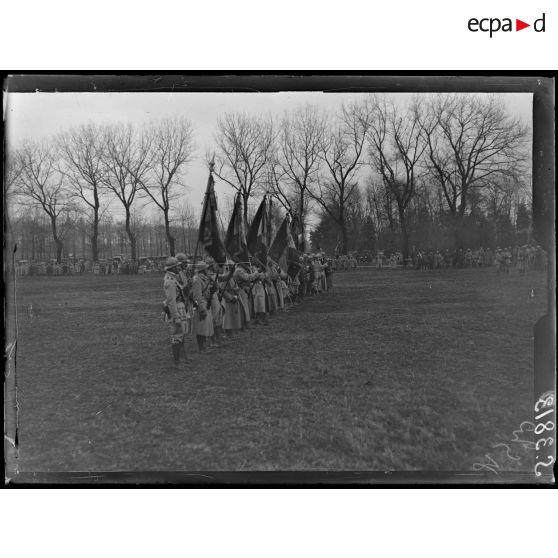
left=268, top=216, right=288, bottom=271
left=197, top=166, right=227, bottom=264
left=290, top=213, right=304, bottom=253
left=246, top=196, right=269, bottom=266
left=224, top=193, right=249, bottom=263
left=267, top=196, right=274, bottom=248
left=269, top=215, right=302, bottom=279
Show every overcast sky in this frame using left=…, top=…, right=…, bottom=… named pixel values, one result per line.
left=5, top=91, right=532, bottom=222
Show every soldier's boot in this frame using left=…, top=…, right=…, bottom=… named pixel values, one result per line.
left=197, top=335, right=213, bottom=354
left=171, top=343, right=181, bottom=367
left=213, top=325, right=223, bottom=347
left=180, top=340, right=192, bottom=365
left=204, top=336, right=215, bottom=353
left=257, top=312, right=269, bottom=325
left=209, top=334, right=221, bottom=348
left=217, top=326, right=230, bottom=344
left=196, top=335, right=204, bottom=353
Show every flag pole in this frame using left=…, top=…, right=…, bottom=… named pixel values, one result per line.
left=194, top=156, right=216, bottom=264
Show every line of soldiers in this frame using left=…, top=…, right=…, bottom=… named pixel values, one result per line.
left=374, top=244, right=548, bottom=271
left=162, top=253, right=290, bottom=367
left=162, top=252, right=335, bottom=367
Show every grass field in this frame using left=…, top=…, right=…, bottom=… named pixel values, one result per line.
left=7, top=266, right=547, bottom=474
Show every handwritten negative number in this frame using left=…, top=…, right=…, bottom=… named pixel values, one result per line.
left=535, top=437, right=553, bottom=450
left=534, top=456, right=555, bottom=477
left=534, top=421, right=555, bottom=435
left=535, top=394, right=554, bottom=413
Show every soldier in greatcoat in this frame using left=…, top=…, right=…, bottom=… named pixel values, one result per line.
left=207, top=263, right=227, bottom=347
left=233, top=262, right=258, bottom=330
left=252, top=266, right=269, bottom=325
left=221, top=261, right=242, bottom=337
left=163, top=256, right=191, bottom=368
left=266, top=265, right=278, bottom=316
left=176, top=252, right=193, bottom=335
left=191, top=262, right=214, bottom=354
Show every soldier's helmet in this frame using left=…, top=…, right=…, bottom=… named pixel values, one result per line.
left=195, top=262, right=209, bottom=272
left=175, top=252, right=187, bottom=263
left=164, top=256, right=180, bottom=270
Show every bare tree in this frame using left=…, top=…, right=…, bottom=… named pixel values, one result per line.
left=176, top=200, right=198, bottom=255
left=212, top=113, right=274, bottom=227
left=134, top=117, right=195, bottom=256
left=4, top=150, right=25, bottom=252
left=57, top=123, right=106, bottom=262
left=368, top=99, right=427, bottom=259
left=421, top=94, right=529, bottom=220
left=309, top=101, right=374, bottom=253
left=14, top=141, right=75, bottom=263
left=266, top=105, right=326, bottom=251
left=98, top=123, right=153, bottom=260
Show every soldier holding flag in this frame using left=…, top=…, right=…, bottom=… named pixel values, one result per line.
left=192, top=161, right=228, bottom=353
left=221, top=260, right=242, bottom=337
left=192, top=262, right=214, bottom=353
left=246, top=196, right=271, bottom=325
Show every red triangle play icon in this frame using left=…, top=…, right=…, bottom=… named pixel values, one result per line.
left=516, top=19, right=530, bottom=31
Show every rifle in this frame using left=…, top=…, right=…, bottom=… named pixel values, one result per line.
left=218, top=263, right=237, bottom=302
left=205, top=271, right=219, bottom=308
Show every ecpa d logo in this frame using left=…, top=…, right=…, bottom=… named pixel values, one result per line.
left=468, top=13, right=546, bottom=37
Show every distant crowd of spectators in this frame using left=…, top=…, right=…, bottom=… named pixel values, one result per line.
left=372, top=244, right=548, bottom=273
left=14, top=257, right=167, bottom=277
left=13, top=243, right=548, bottom=278
left=324, top=243, right=548, bottom=274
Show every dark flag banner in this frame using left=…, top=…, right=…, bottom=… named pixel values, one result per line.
left=269, top=216, right=302, bottom=279
left=286, top=224, right=303, bottom=279
left=290, top=213, right=304, bottom=253
left=224, top=193, right=249, bottom=263
left=246, top=196, right=269, bottom=267
left=268, top=216, right=289, bottom=271
left=267, top=196, right=274, bottom=248
left=197, top=169, right=227, bottom=264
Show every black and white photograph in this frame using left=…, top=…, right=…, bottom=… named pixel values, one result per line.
left=4, top=75, right=555, bottom=484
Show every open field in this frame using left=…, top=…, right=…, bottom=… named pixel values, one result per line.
left=6, top=266, right=547, bottom=474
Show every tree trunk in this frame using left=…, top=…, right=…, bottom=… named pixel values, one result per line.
left=242, top=192, right=250, bottom=230
left=55, top=239, right=64, bottom=263
left=398, top=204, right=410, bottom=259
left=50, top=216, right=64, bottom=263
left=400, top=222, right=410, bottom=260
left=91, top=229, right=98, bottom=261
left=299, top=189, right=306, bottom=253
left=458, top=185, right=467, bottom=218
left=164, top=212, right=175, bottom=256
left=91, top=205, right=99, bottom=262
left=340, top=218, right=348, bottom=254
left=125, top=208, right=137, bottom=260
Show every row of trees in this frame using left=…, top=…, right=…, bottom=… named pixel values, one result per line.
left=6, top=118, right=195, bottom=262
left=310, top=179, right=533, bottom=255
left=9, top=210, right=200, bottom=262
left=203, top=94, right=530, bottom=257
left=6, top=94, right=531, bottom=263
